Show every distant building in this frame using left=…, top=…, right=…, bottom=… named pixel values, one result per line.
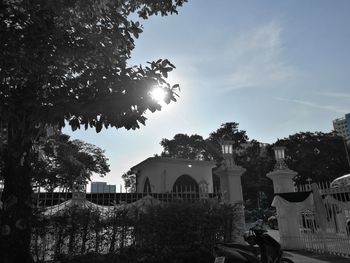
left=333, top=113, right=350, bottom=141
left=91, top=182, right=116, bottom=193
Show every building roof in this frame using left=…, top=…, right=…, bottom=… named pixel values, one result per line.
left=130, top=157, right=216, bottom=172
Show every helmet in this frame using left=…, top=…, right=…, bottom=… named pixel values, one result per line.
left=243, top=230, right=256, bottom=245
left=252, top=219, right=267, bottom=233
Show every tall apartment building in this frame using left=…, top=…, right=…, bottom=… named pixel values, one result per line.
left=90, top=182, right=116, bottom=193
left=333, top=113, right=350, bottom=141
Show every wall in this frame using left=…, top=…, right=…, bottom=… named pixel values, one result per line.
left=133, top=158, right=216, bottom=193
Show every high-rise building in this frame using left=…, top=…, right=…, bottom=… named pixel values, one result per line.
left=90, top=182, right=116, bottom=193
left=333, top=113, right=350, bottom=141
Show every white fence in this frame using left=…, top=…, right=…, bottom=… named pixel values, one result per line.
left=295, top=183, right=350, bottom=257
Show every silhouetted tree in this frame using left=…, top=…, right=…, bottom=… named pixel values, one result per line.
left=32, top=134, right=110, bottom=191
left=160, top=134, right=212, bottom=160
left=0, top=1, right=186, bottom=262
left=236, top=141, right=275, bottom=210
left=207, top=122, right=249, bottom=163
left=122, top=170, right=137, bottom=193
left=275, top=132, right=350, bottom=185
left=159, top=122, right=249, bottom=163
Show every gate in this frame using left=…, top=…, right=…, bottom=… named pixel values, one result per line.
left=296, top=183, right=350, bottom=257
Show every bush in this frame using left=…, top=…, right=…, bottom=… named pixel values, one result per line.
left=32, top=201, right=238, bottom=262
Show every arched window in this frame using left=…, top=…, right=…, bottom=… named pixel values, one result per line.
left=143, top=178, right=151, bottom=193
left=172, top=174, right=199, bottom=193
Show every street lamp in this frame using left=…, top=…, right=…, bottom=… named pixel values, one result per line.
left=220, top=140, right=235, bottom=168
left=221, top=140, right=234, bottom=155
left=273, top=146, right=288, bottom=170
left=274, top=146, right=286, bottom=160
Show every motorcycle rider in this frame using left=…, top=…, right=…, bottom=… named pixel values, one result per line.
left=243, top=220, right=281, bottom=263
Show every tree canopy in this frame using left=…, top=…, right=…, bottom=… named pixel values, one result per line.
left=0, top=1, right=186, bottom=262
left=160, top=134, right=211, bottom=161
left=235, top=141, right=274, bottom=210
left=276, top=131, right=350, bottom=185
left=207, top=122, right=249, bottom=163
left=159, top=122, right=249, bottom=163
left=1, top=0, right=185, bottom=138
left=32, top=134, right=110, bottom=191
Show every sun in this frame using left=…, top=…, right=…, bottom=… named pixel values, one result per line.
left=150, top=87, right=167, bottom=104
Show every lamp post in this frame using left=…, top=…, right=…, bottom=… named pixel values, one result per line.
left=266, top=147, right=299, bottom=249
left=273, top=146, right=288, bottom=170
left=217, top=140, right=246, bottom=243
left=220, top=140, right=235, bottom=169
left=267, top=146, right=296, bottom=193
left=221, top=141, right=233, bottom=155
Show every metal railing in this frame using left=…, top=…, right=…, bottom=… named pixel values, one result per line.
left=293, top=182, right=350, bottom=257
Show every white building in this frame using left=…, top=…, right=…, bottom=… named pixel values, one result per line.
left=130, top=157, right=216, bottom=193
left=333, top=113, right=350, bottom=141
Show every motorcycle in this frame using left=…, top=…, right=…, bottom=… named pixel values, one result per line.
left=213, top=222, right=294, bottom=263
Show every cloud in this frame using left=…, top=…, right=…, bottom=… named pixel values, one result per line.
left=319, top=91, right=350, bottom=99
left=223, top=22, right=296, bottom=90
left=275, top=97, right=348, bottom=114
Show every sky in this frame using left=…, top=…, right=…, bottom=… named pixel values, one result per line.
left=63, top=0, right=350, bottom=191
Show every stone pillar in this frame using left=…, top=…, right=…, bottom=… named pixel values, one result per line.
left=216, top=160, right=246, bottom=243
left=267, top=169, right=296, bottom=194
left=267, top=149, right=300, bottom=249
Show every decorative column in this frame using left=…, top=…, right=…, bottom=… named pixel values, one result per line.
left=267, top=146, right=300, bottom=249
left=216, top=140, right=246, bottom=243
left=267, top=147, right=296, bottom=194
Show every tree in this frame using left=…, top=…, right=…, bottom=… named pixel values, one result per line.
left=121, top=170, right=136, bottom=193
left=32, top=134, right=110, bottom=191
left=275, top=132, right=350, bottom=185
left=235, top=141, right=275, bottom=212
left=158, top=122, right=249, bottom=163
left=0, top=1, right=186, bottom=262
left=207, top=122, right=249, bottom=163
left=160, top=133, right=212, bottom=160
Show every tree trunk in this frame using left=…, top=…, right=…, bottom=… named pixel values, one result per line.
left=0, top=139, right=34, bottom=263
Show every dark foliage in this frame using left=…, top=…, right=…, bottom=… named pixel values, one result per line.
left=0, top=1, right=186, bottom=262
left=29, top=134, right=110, bottom=190
left=32, top=202, right=236, bottom=263
left=275, top=132, right=350, bottom=185
left=236, top=141, right=275, bottom=211
left=160, top=134, right=212, bottom=161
